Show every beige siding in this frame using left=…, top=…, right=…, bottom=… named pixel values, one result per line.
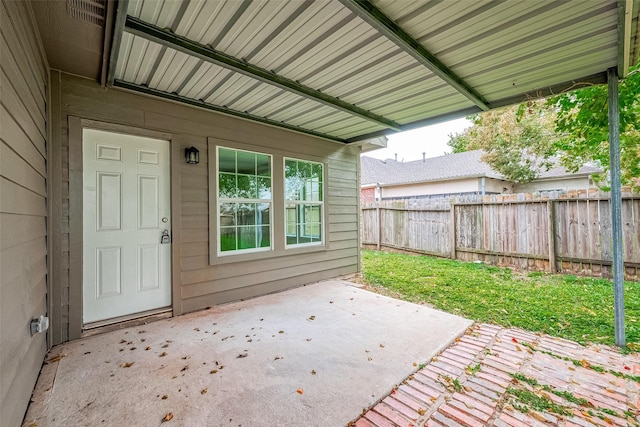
left=51, top=72, right=360, bottom=340
left=0, top=1, right=49, bottom=426
left=514, top=176, right=594, bottom=193
left=381, top=178, right=481, bottom=199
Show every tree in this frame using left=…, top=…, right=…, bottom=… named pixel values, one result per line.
left=447, top=101, right=557, bottom=183
left=548, top=64, right=640, bottom=190
left=448, top=64, right=640, bottom=189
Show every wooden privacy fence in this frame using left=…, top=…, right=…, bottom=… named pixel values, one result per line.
left=361, top=191, right=640, bottom=279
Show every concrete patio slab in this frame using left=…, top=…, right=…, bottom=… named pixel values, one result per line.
left=23, top=280, right=472, bottom=427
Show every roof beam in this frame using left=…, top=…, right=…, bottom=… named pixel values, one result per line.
left=106, top=0, right=129, bottom=86
left=113, top=80, right=347, bottom=143
left=339, top=0, right=490, bottom=111
left=617, top=0, right=633, bottom=78
left=124, top=16, right=401, bottom=131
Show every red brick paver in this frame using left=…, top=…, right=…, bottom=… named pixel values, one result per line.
left=350, top=324, right=640, bottom=427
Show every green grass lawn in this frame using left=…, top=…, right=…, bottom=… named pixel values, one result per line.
left=361, top=250, right=640, bottom=351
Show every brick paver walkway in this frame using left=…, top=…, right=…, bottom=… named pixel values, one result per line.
left=351, top=324, right=640, bottom=427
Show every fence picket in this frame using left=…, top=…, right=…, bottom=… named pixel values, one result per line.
left=361, top=191, right=640, bottom=279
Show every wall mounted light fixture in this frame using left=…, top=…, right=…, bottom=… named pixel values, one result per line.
left=185, top=146, right=199, bottom=164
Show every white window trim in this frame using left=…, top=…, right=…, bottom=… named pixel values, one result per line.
left=216, top=146, right=274, bottom=257
left=284, top=157, right=325, bottom=249
left=207, top=137, right=329, bottom=266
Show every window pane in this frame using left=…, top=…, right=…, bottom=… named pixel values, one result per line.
left=220, top=227, right=236, bottom=251
left=238, top=226, right=256, bottom=249
left=237, top=175, right=257, bottom=199
left=259, top=225, right=270, bottom=248
left=257, top=154, right=270, bottom=177
left=258, top=177, right=271, bottom=199
left=219, top=148, right=236, bottom=173
left=237, top=203, right=256, bottom=226
left=299, top=161, right=312, bottom=179
left=220, top=203, right=236, bottom=226
left=258, top=203, right=270, bottom=225
left=219, top=173, right=237, bottom=199
left=236, top=151, right=256, bottom=175
left=312, top=163, right=322, bottom=182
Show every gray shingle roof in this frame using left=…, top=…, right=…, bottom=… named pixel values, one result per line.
left=361, top=150, right=601, bottom=186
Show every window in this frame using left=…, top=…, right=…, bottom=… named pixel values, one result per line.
left=217, top=147, right=272, bottom=254
left=284, top=158, right=323, bottom=247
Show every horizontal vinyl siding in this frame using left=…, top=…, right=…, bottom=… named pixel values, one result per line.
left=53, top=72, right=359, bottom=332
left=0, top=1, right=48, bottom=426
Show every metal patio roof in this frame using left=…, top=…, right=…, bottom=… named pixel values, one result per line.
left=108, top=0, right=640, bottom=143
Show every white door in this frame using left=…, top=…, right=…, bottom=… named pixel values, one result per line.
left=82, top=129, right=171, bottom=324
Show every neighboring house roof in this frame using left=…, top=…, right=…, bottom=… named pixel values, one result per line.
left=361, top=150, right=601, bottom=187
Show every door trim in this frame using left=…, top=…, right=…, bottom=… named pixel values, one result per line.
left=68, top=117, right=178, bottom=339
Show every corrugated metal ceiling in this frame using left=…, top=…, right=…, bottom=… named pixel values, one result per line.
left=110, top=0, right=640, bottom=143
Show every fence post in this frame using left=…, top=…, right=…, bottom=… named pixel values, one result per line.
left=449, top=204, right=456, bottom=259
left=376, top=206, right=381, bottom=251
left=547, top=200, right=557, bottom=273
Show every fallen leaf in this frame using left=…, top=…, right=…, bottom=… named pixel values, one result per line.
left=463, top=386, right=472, bottom=392
left=160, top=352, right=168, bottom=357
left=162, top=344, right=169, bottom=348
left=602, top=417, right=613, bottom=425
left=308, top=315, right=315, bottom=321
left=161, top=412, right=173, bottom=423
left=379, top=344, right=385, bottom=348
left=511, top=337, right=518, bottom=343
left=413, top=362, right=417, bottom=367
left=201, top=388, right=207, bottom=395
left=210, top=370, right=218, bottom=374
left=306, top=338, right=312, bottom=342
left=417, top=408, right=426, bottom=416
left=236, top=353, right=248, bottom=358
left=623, top=365, right=631, bottom=371
left=580, top=359, right=591, bottom=369
left=181, top=356, right=190, bottom=360
left=121, top=362, right=134, bottom=368
left=119, top=339, right=127, bottom=344
left=464, top=402, right=474, bottom=409
left=367, top=357, right=373, bottom=361
left=194, top=328, right=200, bottom=331
left=279, top=331, right=284, bottom=334
left=429, top=397, right=437, bottom=403
left=311, top=370, right=317, bottom=375
left=297, top=389, right=304, bottom=394
left=515, top=345, right=522, bottom=352
left=145, top=346, right=151, bottom=351
left=180, top=365, right=189, bottom=372
left=130, top=347, right=136, bottom=351
left=274, top=356, right=283, bottom=361
left=46, top=354, right=65, bottom=364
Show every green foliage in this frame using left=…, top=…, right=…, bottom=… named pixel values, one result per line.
left=447, top=101, right=557, bottom=183
left=548, top=64, right=640, bottom=190
left=361, top=250, right=640, bottom=350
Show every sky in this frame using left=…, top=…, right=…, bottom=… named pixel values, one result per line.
left=362, top=117, right=471, bottom=162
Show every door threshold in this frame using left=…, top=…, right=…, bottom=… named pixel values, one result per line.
left=82, top=307, right=172, bottom=338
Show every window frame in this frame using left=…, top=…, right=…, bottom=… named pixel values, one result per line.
left=215, top=146, right=273, bottom=257
left=284, top=157, right=325, bottom=249
left=208, top=137, right=328, bottom=266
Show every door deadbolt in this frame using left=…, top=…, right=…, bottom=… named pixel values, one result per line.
left=161, top=230, right=171, bottom=244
